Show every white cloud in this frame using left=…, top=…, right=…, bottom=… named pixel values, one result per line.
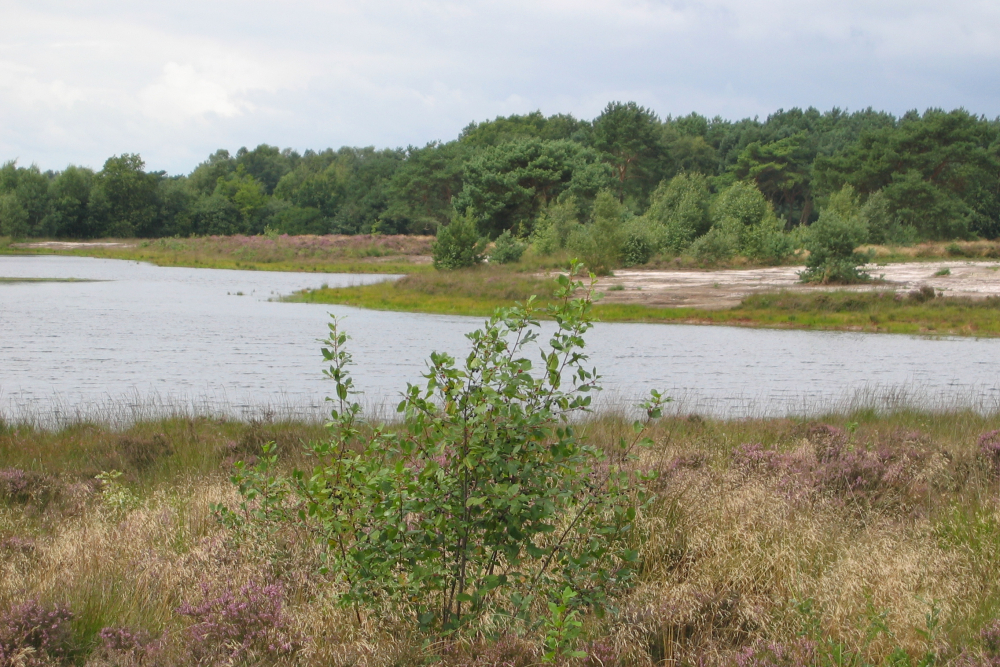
left=0, top=0, right=997, bottom=173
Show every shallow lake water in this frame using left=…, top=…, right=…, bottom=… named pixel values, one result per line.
left=2, top=255, right=999, bottom=423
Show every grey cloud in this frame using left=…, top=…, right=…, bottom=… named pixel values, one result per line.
left=1, top=0, right=997, bottom=174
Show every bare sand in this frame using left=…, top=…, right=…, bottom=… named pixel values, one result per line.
left=593, top=261, right=1000, bottom=309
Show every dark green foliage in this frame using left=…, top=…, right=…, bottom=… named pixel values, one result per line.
left=454, top=138, right=611, bottom=238
left=433, top=211, right=486, bottom=270
left=92, top=154, right=161, bottom=238
left=1, top=104, right=996, bottom=245
left=590, top=101, right=666, bottom=205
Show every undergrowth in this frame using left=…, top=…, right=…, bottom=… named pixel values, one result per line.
left=4, top=366, right=1000, bottom=662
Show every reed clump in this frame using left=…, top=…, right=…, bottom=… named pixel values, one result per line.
left=2, top=409, right=1000, bottom=665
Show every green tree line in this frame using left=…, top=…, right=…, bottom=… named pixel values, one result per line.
left=2, top=104, right=998, bottom=244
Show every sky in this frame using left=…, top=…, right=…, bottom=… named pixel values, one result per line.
left=2, top=0, right=999, bottom=175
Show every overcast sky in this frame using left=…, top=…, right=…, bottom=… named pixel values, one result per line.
left=2, top=0, right=999, bottom=175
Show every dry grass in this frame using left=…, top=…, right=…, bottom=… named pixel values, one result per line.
left=4, top=234, right=436, bottom=274
left=3, top=411, right=1000, bottom=665
left=866, top=240, right=1000, bottom=262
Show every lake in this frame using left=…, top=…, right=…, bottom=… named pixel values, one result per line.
left=2, top=255, right=999, bottom=424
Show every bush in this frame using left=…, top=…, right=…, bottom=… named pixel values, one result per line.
left=223, top=263, right=666, bottom=632
left=176, top=582, right=302, bottom=664
left=645, top=173, right=712, bottom=253
left=699, top=181, right=792, bottom=264
left=862, top=190, right=916, bottom=246
left=568, top=191, right=624, bottom=274
left=621, top=218, right=655, bottom=267
left=0, top=599, right=76, bottom=666
left=799, top=208, right=872, bottom=284
left=433, top=210, right=486, bottom=270
left=530, top=197, right=581, bottom=256
left=488, top=229, right=526, bottom=264
left=689, top=225, right=738, bottom=264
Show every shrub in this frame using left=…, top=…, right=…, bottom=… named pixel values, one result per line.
left=0, top=599, right=75, bottom=666
left=645, top=173, right=712, bottom=253
left=799, top=208, right=872, bottom=284
left=979, top=430, right=1000, bottom=477
left=176, top=582, right=302, bottom=664
left=862, top=190, right=916, bottom=246
left=689, top=225, right=738, bottom=264
left=0, top=468, right=55, bottom=506
left=568, top=191, right=624, bottom=274
left=621, top=218, right=655, bottom=267
left=433, top=210, right=486, bottom=270
left=223, top=263, right=666, bottom=631
left=695, top=181, right=792, bottom=264
left=735, top=639, right=817, bottom=667
left=531, top=197, right=580, bottom=256
left=488, top=229, right=527, bottom=264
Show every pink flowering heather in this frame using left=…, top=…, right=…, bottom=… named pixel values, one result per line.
left=979, top=430, right=1000, bottom=476
left=734, top=638, right=818, bottom=667
left=0, top=598, right=75, bottom=666
left=177, top=581, right=302, bottom=663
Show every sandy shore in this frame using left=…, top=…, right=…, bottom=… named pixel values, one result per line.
left=593, top=261, right=1000, bottom=309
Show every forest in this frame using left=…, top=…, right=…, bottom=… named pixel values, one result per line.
left=1, top=104, right=999, bottom=254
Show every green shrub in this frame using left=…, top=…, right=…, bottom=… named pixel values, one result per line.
left=488, top=230, right=526, bottom=264
left=800, top=208, right=873, bottom=284
left=530, top=198, right=581, bottom=256
left=701, top=181, right=792, bottom=263
left=221, top=265, right=665, bottom=632
left=689, top=225, right=738, bottom=264
left=861, top=189, right=916, bottom=246
left=645, top=173, right=712, bottom=253
left=621, top=218, right=655, bottom=267
left=432, top=210, right=486, bottom=270
left=568, top=191, right=623, bottom=275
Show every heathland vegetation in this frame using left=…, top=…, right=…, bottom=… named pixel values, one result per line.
left=4, top=285, right=1000, bottom=666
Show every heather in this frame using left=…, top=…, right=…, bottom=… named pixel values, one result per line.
left=2, top=406, right=1000, bottom=666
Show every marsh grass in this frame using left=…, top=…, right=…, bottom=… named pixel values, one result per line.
left=4, top=408, right=1000, bottom=665
left=3, top=234, right=437, bottom=274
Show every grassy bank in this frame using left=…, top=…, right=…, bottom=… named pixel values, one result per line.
left=3, top=409, right=1000, bottom=665
left=287, top=266, right=1000, bottom=336
left=0, top=234, right=437, bottom=274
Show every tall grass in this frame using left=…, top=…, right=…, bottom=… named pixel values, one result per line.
left=4, top=409, right=1000, bottom=665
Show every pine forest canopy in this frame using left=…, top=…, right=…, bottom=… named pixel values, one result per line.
left=1, top=103, right=999, bottom=243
